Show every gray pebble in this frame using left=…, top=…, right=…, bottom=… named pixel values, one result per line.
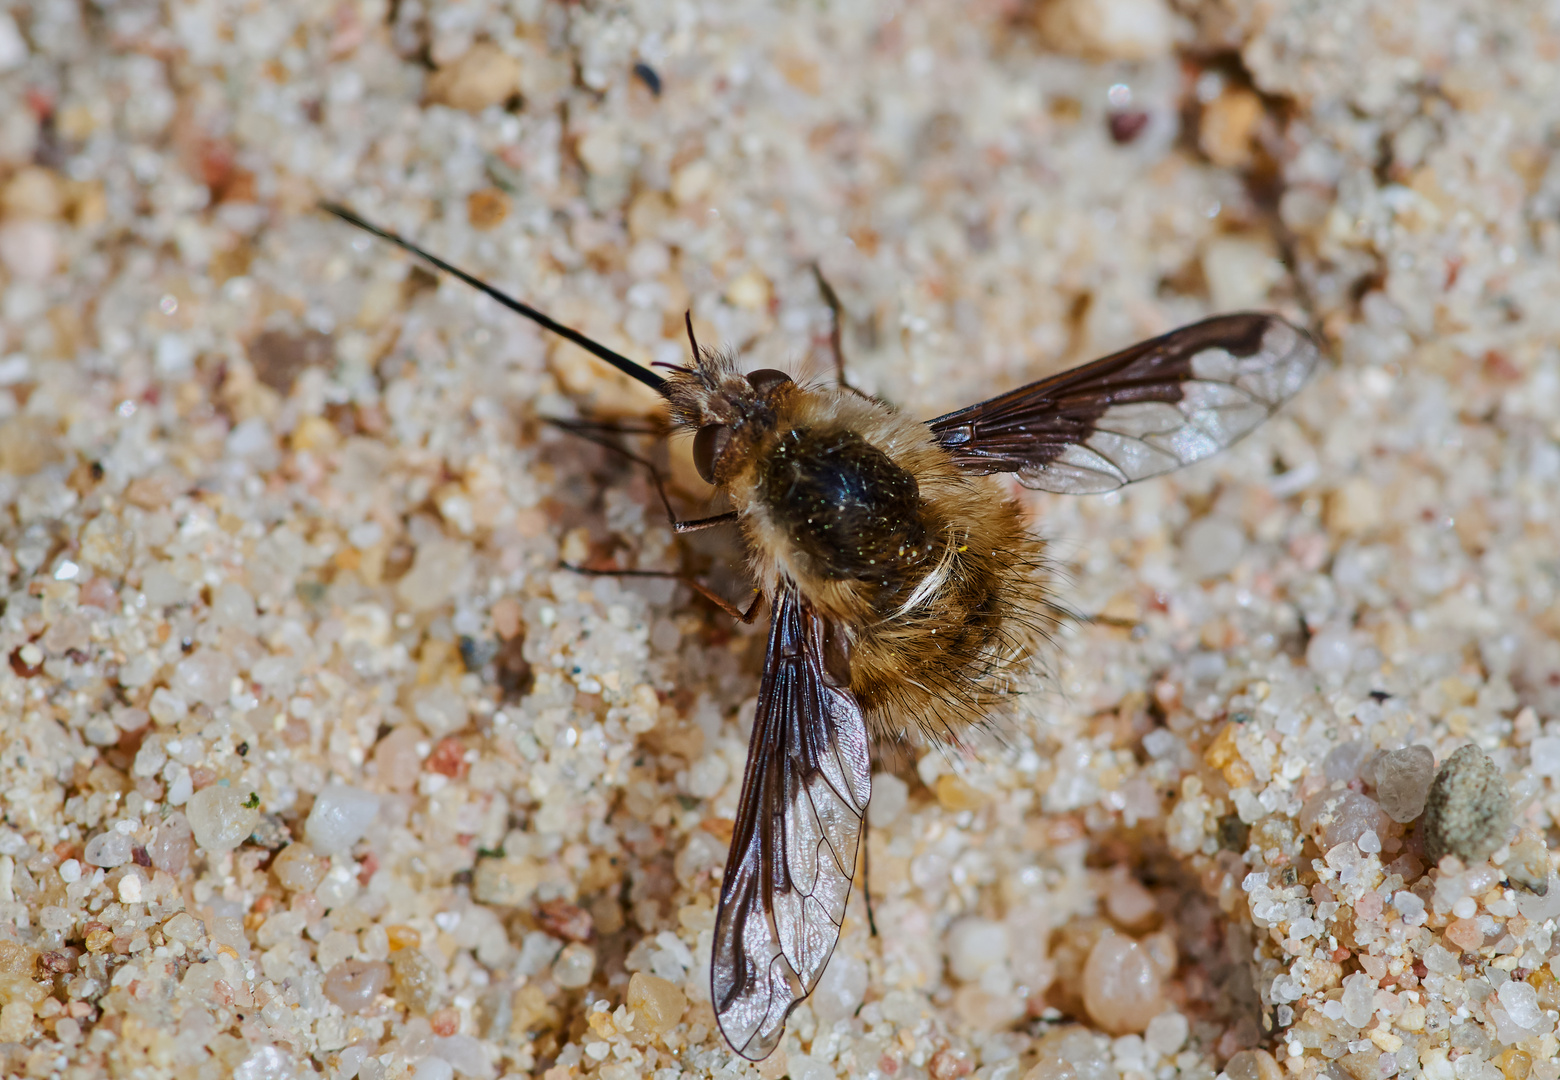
left=1421, top=745, right=1512, bottom=865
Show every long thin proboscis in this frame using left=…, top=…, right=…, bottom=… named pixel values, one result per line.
left=320, top=202, right=669, bottom=396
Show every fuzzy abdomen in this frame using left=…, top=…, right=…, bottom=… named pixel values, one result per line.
left=846, top=480, right=1056, bottom=746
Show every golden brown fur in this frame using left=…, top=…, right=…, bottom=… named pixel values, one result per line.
left=664, top=349, right=1063, bottom=747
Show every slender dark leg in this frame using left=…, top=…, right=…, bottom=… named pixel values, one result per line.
left=811, top=264, right=858, bottom=393
left=550, top=417, right=665, bottom=437
left=546, top=417, right=737, bottom=534
left=564, top=564, right=764, bottom=623
left=549, top=416, right=758, bottom=617
left=860, top=822, right=878, bottom=936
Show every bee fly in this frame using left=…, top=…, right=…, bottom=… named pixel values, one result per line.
left=322, top=202, right=1318, bottom=1059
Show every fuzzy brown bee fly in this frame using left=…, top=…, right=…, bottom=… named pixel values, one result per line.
left=322, top=202, right=1319, bottom=1060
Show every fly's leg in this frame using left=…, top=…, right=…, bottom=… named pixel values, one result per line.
left=563, top=564, right=764, bottom=623
left=860, top=822, right=878, bottom=937
left=811, top=264, right=862, bottom=394
left=549, top=418, right=756, bottom=619
left=547, top=417, right=737, bottom=534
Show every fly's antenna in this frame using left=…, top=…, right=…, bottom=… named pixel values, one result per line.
left=320, top=202, right=668, bottom=397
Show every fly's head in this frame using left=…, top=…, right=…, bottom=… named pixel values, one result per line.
left=664, top=352, right=796, bottom=487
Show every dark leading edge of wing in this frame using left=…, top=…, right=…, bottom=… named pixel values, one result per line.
left=711, top=587, right=872, bottom=1061
left=927, top=313, right=1319, bottom=494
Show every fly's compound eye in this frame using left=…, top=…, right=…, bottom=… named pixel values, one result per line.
left=746, top=369, right=792, bottom=395
left=693, top=424, right=732, bottom=485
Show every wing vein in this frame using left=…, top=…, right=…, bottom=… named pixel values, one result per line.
left=711, top=586, right=871, bottom=1061
left=926, top=313, right=1318, bottom=494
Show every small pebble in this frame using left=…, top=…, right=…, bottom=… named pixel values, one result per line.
left=632, top=62, right=662, bottom=96
left=1081, top=931, right=1164, bottom=1034
left=1305, top=624, right=1355, bottom=676
left=1107, top=110, right=1151, bottom=144
left=867, top=772, right=909, bottom=827
left=725, top=269, right=771, bottom=311
left=627, top=972, right=687, bottom=1034
left=79, top=517, right=135, bottom=576
left=186, top=788, right=261, bottom=853
left=551, top=942, right=595, bottom=989
left=0, top=1001, right=34, bottom=1042
left=1422, top=745, right=1512, bottom=865
left=1298, top=789, right=1389, bottom=849
left=812, top=951, right=868, bottom=1025
left=82, top=831, right=132, bottom=868
left=1198, top=88, right=1264, bottom=169
left=471, top=855, right=541, bottom=907
left=946, top=917, right=1009, bottom=981
left=1323, top=741, right=1368, bottom=782
left=306, top=783, right=380, bottom=856
left=271, top=843, right=326, bottom=892
left=147, top=812, right=194, bottom=874
left=1501, top=830, right=1550, bottom=895
left=397, top=539, right=474, bottom=614
left=1372, top=745, right=1435, bottom=822
left=0, top=11, right=26, bottom=72
left=401, top=1017, right=435, bottom=1058
left=0, top=220, right=57, bottom=280
left=172, top=649, right=235, bottom=707
left=534, top=899, right=593, bottom=943
left=1103, top=868, right=1159, bottom=931
left=788, top=1054, right=835, bottom=1080
left=323, top=959, right=391, bottom=1013
left=392, top=948, right=440, bottom=1012
left=162, top=913, right=205, bottom=944
left=1202, top=234, right=1285, bottom=310
left=212, top=582, right=257, bottom=632
left=412, top=1055, right=454, bottom=1080
left=1224, top=1049, right=1283, bottom=1080
left=373, top=725, right=425, bottom=793
left=934, top=773, right=987, bottom=811
left=148, top=688, right=189, bottom=726
left=466, top=188, right=509, bottom=230
left=954, top=984, right=1025, bottom=1032
left=432, top=1034, right=491, bottom=1078
left=426, top=42, right=520, bottom=112
left=1530, top=735, right=1560, bottom=777
left=2, top=166, right=64, bottom=220
left=1444, top=917, right=1483, bottom=952
left=247, top=328, right=332, bottom=393
left=1392, top=890, right=1426, bottom=924
left=1143, top=1012, right=1188, bottom=1057
left=1496, top=980, right=1542, bottom=1031
left=1340, top=972, right=1375, bottom=1027
left=1037, top=0, right=1174, bottom=60
left=1029, top=1026, right=1115, bottom=1080
left=1180, top=515, right=1246, bottom=580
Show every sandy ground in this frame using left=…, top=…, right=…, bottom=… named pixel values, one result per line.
left=0, top=0, right=1558, bottom=1078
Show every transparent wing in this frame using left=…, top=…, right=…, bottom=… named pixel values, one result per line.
left=711, top=586, right=872, bottom=1061
left=927, top=313, right=1319, bottom=494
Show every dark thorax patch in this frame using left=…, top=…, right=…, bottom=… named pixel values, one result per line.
left=761, top=427, right=931, bottom=582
